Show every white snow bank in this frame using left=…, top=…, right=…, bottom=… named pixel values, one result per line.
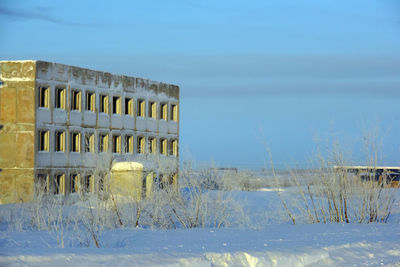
left=1, top=189, right=399, bottom=266
left=1, top=241, right=399, bottom=267
left=1, top=224, right=400, bottom=266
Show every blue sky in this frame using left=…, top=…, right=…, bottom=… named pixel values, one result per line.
left=1, top=0, right=399, bottom=169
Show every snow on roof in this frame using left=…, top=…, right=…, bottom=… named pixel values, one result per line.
left=111, top=161, right=144, bottom=171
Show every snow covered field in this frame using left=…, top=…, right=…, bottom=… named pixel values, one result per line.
left=1, top=188, right=399, bottom=267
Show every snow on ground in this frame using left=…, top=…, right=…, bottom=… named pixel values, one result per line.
left=1, top=224, right=400, bottom=266
left=1, top=189, right=400, bottom=266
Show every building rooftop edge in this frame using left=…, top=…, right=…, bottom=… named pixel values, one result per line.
left=0, top=59, right=180, bottom=89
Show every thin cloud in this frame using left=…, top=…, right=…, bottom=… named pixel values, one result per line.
left=86, top=53, right=400, bottom=98
left=181, top=80, right=400, bottom=98
left=0, top=7, right=98, bottom=27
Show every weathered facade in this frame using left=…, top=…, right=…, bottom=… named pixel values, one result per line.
left=0, top=60, right=179, bottom=204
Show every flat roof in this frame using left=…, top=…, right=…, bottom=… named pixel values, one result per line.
left=334, top=166, right=400, bottom=171
left=0, top=60, right=180, bottom=99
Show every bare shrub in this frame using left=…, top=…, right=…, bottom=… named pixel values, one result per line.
left=104, top=160, right=248, bottom=229
left=80, top=199, right=104, bottom=248
left=140, top=162, right=247, bottom=229
left=268, top=140, right=397, bottom=225
left=31, top=180, right=48, bottom=230
left=0, top=203, right=27, bottom=232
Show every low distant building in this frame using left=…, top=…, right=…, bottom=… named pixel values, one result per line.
left=334, top=166, right=400, bottom=187
left=0, top=60, right=180, bottom=204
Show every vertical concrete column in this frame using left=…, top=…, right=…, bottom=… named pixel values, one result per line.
left=0, top=61, right=37, bottom=203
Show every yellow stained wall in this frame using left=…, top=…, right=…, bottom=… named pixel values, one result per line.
left=111, top=170, right=144, bottom=201
left=0, top=61, right=36, bottom=203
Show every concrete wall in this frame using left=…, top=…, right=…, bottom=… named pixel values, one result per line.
left=34, top=61, right=179, bottom=167
left=1, top=60, right=180, bottom=203
left=0, top=61, right=36, bottom=203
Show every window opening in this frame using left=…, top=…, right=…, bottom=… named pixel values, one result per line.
left=171, top=104, right=178, bottom=121
left=137, top=99, right=145, bottom=117
left=137, top=136, right=145, bottom=154
left=38, top=87, right=49, bottom=108
left=99, top=133, right=109, bottom=152
left=70, top=174, right=79, bottom=193
left=54, top=174, right=64, bottom=195
left=149, top=101, right=157, bottom=119
left=100, top=95, right=109, bottom=113
left=36, top=174, right=49, bottom=194
left=169, top=139, right=178, bottom=156
left=70, top=132, right=81, bottom=152
left=125, top=97, right=133, bottom=115
left=148, top=137, right=156, bottom=154
left=160, top=103, right=168, bottom=120
left=86, top=92, right=95, bottom=111
left=55, top=87, right=66, bottom=109
left=160, top=138, right=167, bottom=155
left=84, top=175, right=92, bottom=193
left=85, top=133, right=95, bottom=152
left=125, top=135, right=134, bottom=153
left=112, top=135, right=121, bottom=153
left=39, top=130, right=50, bottom=151
left=71, top=90, right=81, bottom=111
left=112, top=96, right=121, bottom=114
left=55, top=131, right=65, bottom=152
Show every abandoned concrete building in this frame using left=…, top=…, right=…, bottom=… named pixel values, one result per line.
left=0, top=60, right=179, bottom=204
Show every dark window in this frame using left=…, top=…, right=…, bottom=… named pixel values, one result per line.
left=54, top=174, right=64, bottom=194
left=55, top=87, right=65, bottom=109
left=71, top=90, right=81, bottom=111
left=112, top=96, right=121, bottom=114
left=100, top=95, right=108, bottom=113
left=86, top=92, right=95, bottom=111
left=38, top=87, right=49, bottom=108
